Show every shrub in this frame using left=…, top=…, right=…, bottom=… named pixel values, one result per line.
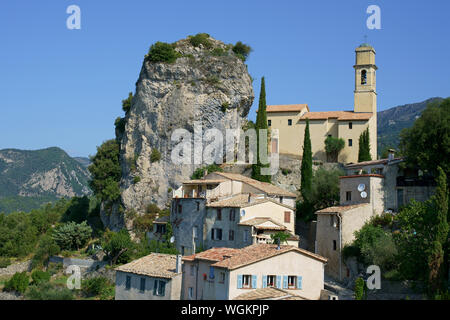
left=122, top=92, right=133, bottom=114
left=354, top=277, right=367, bottom=300
left=371, top=212, right=394, bottom=228
left=52, top=221, right=92, bottom=251
left=188, top=33, right=212, bottom=48
left=4, top=272, right=29, bottom=294
left=115, top=117, right=126, bottom=133
left=147, top=42, right=181, bottom=63
left=150, top=148, right=161, bottom=163
left=211, top=47, right=227, bottom=56
left=221, top=102, right=229, bottom=113
left=133, top=176, right=141, bottom=184
left=191, top=164, right=223, bottom=179
left=0, top=257, right=11, bottom=268
left=102, top=229, right=133, bottom=264
left=82, top=277, right=110, bottom=296
left=232, top=41, right=252, bottom=61
left=31, top=270, right=51, bottom=285
left=324, top=136, right=345, bottom=162
left=281, top=168, right=292, bottom=176
left=26, top=282, right=73, bottom=300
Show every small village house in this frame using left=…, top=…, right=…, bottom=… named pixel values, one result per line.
left=115, top=253, right=182, bottom=300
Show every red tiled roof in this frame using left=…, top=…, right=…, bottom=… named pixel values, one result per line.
left=233, top=287, right=308, bottom=300
left=339, top=174, right=384, bottom=179
left=300, top=111, right=373, bottom=121
left=345, top=158, right=404, bottom=168
left=266, top=104, right=309, bottom=113
left=192, top=244, right=328, bottom=270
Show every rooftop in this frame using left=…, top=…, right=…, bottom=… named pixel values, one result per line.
left=339, top=174, right=384, bottom=179
left=184, top=244, right=327, bottom=270
left=300, top=111, right=373, bottom=121
left=233, top=287, right=307, bottom=300
left=316, top=203, right=370, bottom=214
left=206, top=193, right=295, bottom=210
left=182, top=179, right=227, bottom=185
left=239, top=217, right=287, bottom=231
left=211, top=172, right=296, bottom=197
left=266, top=104, right=309, bottom=113
left=115, top=253, right=180, bottom=279
left=345, top=158, right=404, bottom=168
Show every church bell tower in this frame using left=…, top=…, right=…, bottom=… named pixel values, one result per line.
left=354, top=44, right=377, bottom=113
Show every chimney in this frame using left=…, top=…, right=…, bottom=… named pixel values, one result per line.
left=176, top=254, right=182, bottom=273
left=388, top=149, right=395, bottom=161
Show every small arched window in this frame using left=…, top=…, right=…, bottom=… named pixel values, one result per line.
left=361, top=70, right=367, bottom=85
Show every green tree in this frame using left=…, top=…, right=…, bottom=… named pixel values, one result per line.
left=251, top=77, right=271, bottom=183
left=310, top=167, right=343, bottom=212
left=31, top=270, right=51, bottom=285
left=102, top=229, right=133, bottom=265
left=88, top=140, right=121, bottom=203
left=232, top=41, right=252, bottom=61
left=358, top=128, right=372, bottom=162
left=52, top=221, right=92, bottom=251
left=298, top=119, right=313, bottom=221
left=324, top=136, right=345, bottom=162
left=270, top=231, right=291, bottom=245
left=191, top=163, right=223, bottom=179
left=400, top=98, right=450, bottom=178
left=354, top=277, right=367, bottom=300
left=122, top=92, right=133, bottom=114
left=4, top=272, right=29, bottom=294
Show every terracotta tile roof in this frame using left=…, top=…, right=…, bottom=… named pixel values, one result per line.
left=300, top=111, right=373, bottom=121
left=115, top=253, right=180, bottom=279
left=345, top=158, right=404, bottom=168
left=212, top=172, right=296, bottom=197
left=316, top=203, right=370, bottom=214
left=183, top=179, right=227, bottom=184
left=239, top=217, right=287, bottom=231
left=182, top=247, right=241, bottom=263
left=206, top=244, right=327, bottom=270
left=206, top=194, right=295, bottom=210
left=266, top=104, right=309, bottom=113
left=339, top=174, right=384, bottom=179
left=233, top=287, right=308, bottom=300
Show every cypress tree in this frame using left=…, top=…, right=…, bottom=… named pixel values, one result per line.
left=251, top=77, right=271, bottom=183
left=358, top=128, right=372, bottom=162
left=300, top=119, right=313, bottom=205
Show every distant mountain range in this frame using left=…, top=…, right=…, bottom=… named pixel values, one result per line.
left=0, top=147, right=92, bottom=214
left=377, top=97, right=444, bottom=156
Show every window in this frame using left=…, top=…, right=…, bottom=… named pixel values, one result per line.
left=178, top=204, right=182, bottom=213
left=229, top=230, right=235, bottom=241
left=219, top=272, right=226, bottom=284
left=188, top=287, right=194, bottom=299
left=156, top=224, right=166, bottom=234
left=267, top=275, right=276, bottom=287
left=125, top=275, right=131, bottom=290
left=140, top=278, right=146, bottom=293
left=361, top=70, right=367, bottom=85
left=288, top=119, right=292, bottom=126
left=346, top=191, right=352, bottom=201
left=153, top=280, right=166, bottom=296
left=243, top=230, right=249, bottom=242
left=196, top=202, right=200, bottom=211
left=217, top=209, right=222, bottom=220
left=284, top=211, right=291, bottom=223
left=348, top=139, right=353, bottom=147
left=288, top=276, right=297, bottom=289
left=243, top=275, right=252, bottom=288
left=212, top=228, right=223, bottom=240
left=333, top=240, right=337, bottom=251
left=268, top=120, right=271, bottom=127
left=209, top=266, right=215, bottom=279
left=229, top=209, right=235, bottom=221
left=181, top=246, right=185, bottom=255
left=349, top=122, right=353, bottom=129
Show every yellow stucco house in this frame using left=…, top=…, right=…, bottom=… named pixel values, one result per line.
left=267, top=44, right=378, bottom=164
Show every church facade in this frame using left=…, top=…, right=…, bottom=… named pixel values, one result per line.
left=267, top=44, right=378, bottom=164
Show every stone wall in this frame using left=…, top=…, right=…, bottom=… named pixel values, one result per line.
left=0, top=260, right=32, bottom=276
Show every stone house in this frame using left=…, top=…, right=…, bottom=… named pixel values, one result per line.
left=147, top=215, right=170, bottom=242
left=266, top=44, right=378, bottom=163
left=115, top=253, right=182, bottom=300
left=171, top=172, right=297, bottom=255
left=181, top=244, right=327, bottom=300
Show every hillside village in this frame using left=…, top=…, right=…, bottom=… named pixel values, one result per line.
left=0, top=34, right=449, bottom=302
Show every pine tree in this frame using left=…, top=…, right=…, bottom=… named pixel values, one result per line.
left=300, top=119, right=313, bottom=211
left=251, top=77, right=271, bottom=182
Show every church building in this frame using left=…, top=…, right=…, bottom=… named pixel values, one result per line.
left=267, top=44, right=378, bottom=164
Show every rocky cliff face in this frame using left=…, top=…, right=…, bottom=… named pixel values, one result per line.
left=115, top=36, right=254, bottom=222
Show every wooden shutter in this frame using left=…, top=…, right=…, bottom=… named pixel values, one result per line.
left=283, top=276, right=288, bottom=289
left=284, top=211, right=291, bottom=223
left=276, top=275, right=281, bottom=288
left=251, top=275, right=257, bottom=289
left=297, top=276, right=303, bottom=289
left=237, top=275, right=243, bottom=289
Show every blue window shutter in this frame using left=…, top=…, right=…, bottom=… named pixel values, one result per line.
left=297, top=276, right=303, bottom=290
left=209, top=266, right=215, bottom=279
left=237, top=275, right=243, bottom=289
left=276, top=275, right=281, bottom=289
left=283, top=276, right=288, bottom=289
left=262, top=275, right=267, bottom=288
left=252, top=275, right=257, bottom=289
left=153, top=280, right=158, bottom=295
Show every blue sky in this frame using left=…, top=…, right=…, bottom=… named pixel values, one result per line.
left=1, top=0, right=449, bottom=157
